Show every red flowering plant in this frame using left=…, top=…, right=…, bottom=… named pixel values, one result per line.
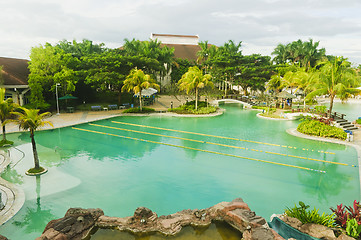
left=331, top=200, right=361, bottom=228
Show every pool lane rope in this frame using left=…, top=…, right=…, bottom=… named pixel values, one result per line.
left=111, top=121, right=336, bottom=155
left=89, top=123, right=354, bottom=168
left=72, top=126, right=326, bottom=174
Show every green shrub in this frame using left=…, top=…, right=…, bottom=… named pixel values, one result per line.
left=123, top=107, right=155, bottom=113
left=356, top=119, right=361, bottom=124
left=285, top=201, right=336, bottom=228
left=168, top=101, right=217, bottom=114
left=346, top=218, right=361, bottom=238
left=297, top=120, right=347, bottom=140
left=314, top=105, right=327, bottom=114
left=23, top=102, right=51, bottom=112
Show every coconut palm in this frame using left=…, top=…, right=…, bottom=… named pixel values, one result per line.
left=178, top=66, right=213, bottom=110
left=0, top=88, right=17, bottom=144
left=12, top=108, right=53, bottom=170
left=306, top=57, right=361, bottom=114
left=121, top=68, right=160, bottom=111
left=266, top=74, right=285, bottom=94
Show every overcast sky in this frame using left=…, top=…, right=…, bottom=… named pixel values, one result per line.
left=1, top=0, right=361, bottom=65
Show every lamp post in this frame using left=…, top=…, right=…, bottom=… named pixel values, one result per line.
left=56, top=83, right=60, bottom=115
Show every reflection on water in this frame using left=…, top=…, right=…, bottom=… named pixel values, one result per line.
left=13, top=176, right=55, bottom=234
left=90, top=221, right=242, bottom=240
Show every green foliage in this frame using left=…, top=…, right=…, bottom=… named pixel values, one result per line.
left=168, top=101, right=217, bottom=114
left=356, top=119, right=361, bottom=124
left=235, top=54, right=274, bottom=95
left=297, top=120, right=347, bottom=140
left=121, top=68, right=159, bottom=111
left=314, top=105, right=327, bottom=114
left=27, top=167, right=45, bottom=174
left=346, top=219, right=361, bottom=238
left=170, top=58, right=194, bottom=84
left=306, top=57, right=361, bottom=113
left=0, top=139, right=14, bottom=147
left=285, top=201, right=336, bottom=228
left=178, top=66, right=213, bottom=110
left=0, top=88, right=18, bottom=142
left=272, top=39, right=326, bottom=70
left=123, top=107, right=155, bottom=113
left=23, top=102, right=51, bottom=112
left=252, top=106, right=277, bottom=113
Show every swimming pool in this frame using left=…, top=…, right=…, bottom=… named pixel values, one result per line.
left=0, top=104, right=359, bottom=239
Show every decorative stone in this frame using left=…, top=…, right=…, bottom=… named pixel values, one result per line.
left=37, top=199, right=284, bottom=240
left=299, top=223, right=336, bottom=240
left=36, top=208, right=104, bottom=240
left=280, top=215, right=303, bottom=230
left=337, top=233, right=356, bottom=240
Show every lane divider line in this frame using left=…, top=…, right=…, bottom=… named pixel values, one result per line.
left=111, top=121, right=336, bottom=155
left=72, top=126, right=326, bottom=173
left=90, top=123, right=352, bottom=167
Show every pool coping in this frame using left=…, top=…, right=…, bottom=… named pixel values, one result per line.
left=0, top=150, right=25, bottom=226
left=287, top=128, right=361, bottom=200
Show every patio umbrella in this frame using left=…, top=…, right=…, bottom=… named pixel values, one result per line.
left=134, top=87, right=158, bottom=97
left=58, top=95, right=78, bottom=100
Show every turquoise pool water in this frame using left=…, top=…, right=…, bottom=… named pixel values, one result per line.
left=322, top=100, right=361, bottom=121
left=0, top=104, right=359, bottom=239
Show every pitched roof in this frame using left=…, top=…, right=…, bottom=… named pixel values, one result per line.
left=161, top=44, right=202, bottom=62
left=0, top=57, right=29, bottom=86
left=151, top=33, right=199, bottom=39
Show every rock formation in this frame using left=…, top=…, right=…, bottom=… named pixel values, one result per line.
left=38, top=198, right=283, bottom=240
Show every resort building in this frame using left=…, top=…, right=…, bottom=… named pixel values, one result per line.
left=150, top=33, right=205, bottom=88
left=0, top=57, right=30, bottom=105
left=151, top=33, right=202, bottom=62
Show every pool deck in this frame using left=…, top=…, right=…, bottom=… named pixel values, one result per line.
left=0, top=95, right=360, bottom=227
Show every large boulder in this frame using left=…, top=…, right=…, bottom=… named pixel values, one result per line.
left=36, top=208, right=104, bottom=240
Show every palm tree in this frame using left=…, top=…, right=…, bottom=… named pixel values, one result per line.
left=306, top=57, right=361, bottom=114
left=0, top=88, right=17, bottom=145
left=178, top=66, right=213, bottom=110
left=121, top=68, right=160, bottom=111
left=272, top=43, right=289, bottom=64
left=12, top=108, right=53, bottom=171
left=266, top=74, right=284, bottom=94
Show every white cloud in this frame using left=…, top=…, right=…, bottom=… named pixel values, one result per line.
left=1, top=0, right=361, bottom=64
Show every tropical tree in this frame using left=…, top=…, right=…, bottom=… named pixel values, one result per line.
left=266, top=74, right=285, bottom=94
left=178, top=66, right=213, bottom=110
left=121, top=68, right=160, bottom=111
left=306, top=57, right=361, bottom=114
left=0, top=88, right=17, bottom=145
left=235, top=54, right=273, bottom=95
left=272, top=39, right=326, bottom=71
left=12, top=108, right=53, bottom=172
left=207, top=40, right=242, bottom=96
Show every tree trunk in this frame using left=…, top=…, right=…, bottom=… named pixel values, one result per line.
left=30, top=130, right=40, bottom=169
left=139, top=93, right=143, bottom=111
left=2, top=122, right=6, bottom=141
left=329, top=94, right=335, bottom=118
left=195, top=88, right=198, bottom=110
